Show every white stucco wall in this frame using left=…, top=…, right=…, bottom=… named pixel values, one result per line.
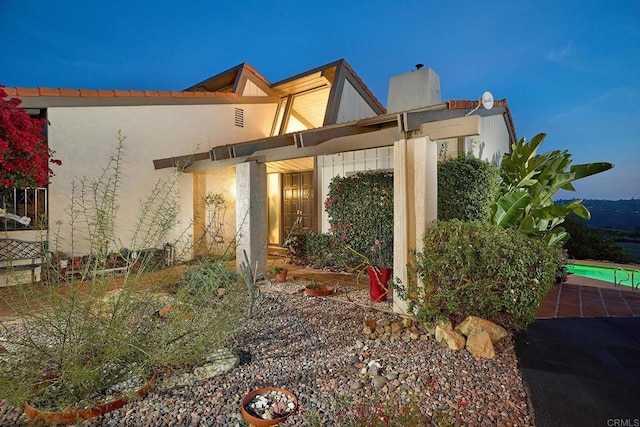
left=317, top=147, right=394, bottom=232
left=464, top=115, right=510, bottom=165
left=45, top=102, right=276, bottom=257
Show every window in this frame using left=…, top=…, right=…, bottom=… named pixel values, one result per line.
left=0, top=187, right=48, bottom=230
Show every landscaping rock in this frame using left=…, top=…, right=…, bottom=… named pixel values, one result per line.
left=455, top=316, right=508, bottom=343
left=437, top=319, right=453, bottom=330
left=168, top=348, right=239, bottom=386
left=435, top=325, right=465, bottom=350
left=466, top=329, right=495, bottom=359
left=401, top=316, right=413, bottom=329
left=372, top=376, right=387, bottom=389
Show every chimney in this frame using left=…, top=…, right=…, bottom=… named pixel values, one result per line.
left=387, top=65, right=441, bottom=113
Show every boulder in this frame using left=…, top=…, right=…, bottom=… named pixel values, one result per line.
left=400, top=316, right=413, bottom=328
left=465, top=329, right=495, bottom=359
left=437, top=319, right=453, bottom=330
left=435, top=325, right=465, bottom=350
left=455, top=316, right=507, bottom=343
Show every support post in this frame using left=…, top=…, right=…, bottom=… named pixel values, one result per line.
left=235, top=161, right=268, bottom=274
left=393, top=135, right=438, bottom=314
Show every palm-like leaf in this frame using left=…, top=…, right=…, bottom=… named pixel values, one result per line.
left=492, top=133, right=613, bottom=246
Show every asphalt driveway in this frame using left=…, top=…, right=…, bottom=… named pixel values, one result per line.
left=516, top=317, right=640, bottom=427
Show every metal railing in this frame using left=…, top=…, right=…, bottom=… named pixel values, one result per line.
left=0, top=187, right=48, bottom=230
left=614, top=267, right=630, bottom=286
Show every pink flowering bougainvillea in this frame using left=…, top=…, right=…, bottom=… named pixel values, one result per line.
left=0, top=85, right=61, bottom=190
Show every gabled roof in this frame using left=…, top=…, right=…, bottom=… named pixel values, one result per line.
left=184, top=59, right=386, bottom=128
left=184, top=62, right=272, bottom=96
left=269, top=59, right=385, bottom=126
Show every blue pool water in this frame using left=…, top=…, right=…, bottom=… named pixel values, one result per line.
left=566, top=264, right=638, bottom=288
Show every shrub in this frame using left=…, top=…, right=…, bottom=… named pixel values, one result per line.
left=437, top=154, right=500, bottom=222
left=305, top=232, right=344, bottom=269
left=407, top=220, right=564, bottom=330
left=180, top=259, right=239, bottom=298
left=0, top=135, right=247, bottom=414
left=324, top=171, right=393, bottom=269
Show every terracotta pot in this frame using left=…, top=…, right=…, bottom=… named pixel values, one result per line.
left=304, top=284, right=335, bottom=297
left=240, top=387, right=297, bottom=427
left=367, top=267, right=392, bottom=302
left=275, top=269, right=288, bottom=282
left=24, top=372, right=156, bottom=424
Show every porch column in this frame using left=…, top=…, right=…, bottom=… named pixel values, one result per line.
left=235, top=161, right=268, bottom=274
left=393, top=135, right=438, bottom=314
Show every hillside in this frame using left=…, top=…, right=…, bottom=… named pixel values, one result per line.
left=557, top=199, right=640, bottom=230
left=558, top=199, right=640, bottom=263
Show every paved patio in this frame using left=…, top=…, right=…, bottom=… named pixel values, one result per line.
left=536, top=276, right=640, bottom=319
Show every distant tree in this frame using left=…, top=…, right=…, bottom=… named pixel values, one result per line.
left=0, top=85, right=60, bottom=190
left=563, top=215, right=632, bottom=263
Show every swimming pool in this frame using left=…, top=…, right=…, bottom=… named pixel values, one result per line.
left=566, top=264, right=639, bottom=288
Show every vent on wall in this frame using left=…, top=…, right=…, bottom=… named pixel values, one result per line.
left=234, top=108, right=244, bottom=127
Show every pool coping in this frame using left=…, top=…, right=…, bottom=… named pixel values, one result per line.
left=565, top=259, right=639, bottom=290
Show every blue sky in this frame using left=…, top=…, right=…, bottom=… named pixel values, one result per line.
left=1, top=0, right=638, bottom=200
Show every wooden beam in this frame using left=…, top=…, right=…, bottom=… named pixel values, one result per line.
left=419, top=116, right=480, bottom=140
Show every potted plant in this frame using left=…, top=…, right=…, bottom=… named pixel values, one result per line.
left=241, top=387, right=297, bottom=426
left=347, top=238, right=392, bottom=302
left=271, top=265, right=289, bottom=282
left=304, top=277, right=335, bottom=297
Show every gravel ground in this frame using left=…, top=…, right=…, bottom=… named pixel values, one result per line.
left=0, top=281, right=533, bottom=426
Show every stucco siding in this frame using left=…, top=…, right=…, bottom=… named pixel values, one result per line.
left=45, top=103, right=276, bottom=256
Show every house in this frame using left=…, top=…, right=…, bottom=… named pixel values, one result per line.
left=3, top=60, right=516, bottom=310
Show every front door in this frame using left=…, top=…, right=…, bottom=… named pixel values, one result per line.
left=282, top=171, right=315, bottom=239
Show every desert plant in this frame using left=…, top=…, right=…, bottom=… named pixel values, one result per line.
left=180, top=259, right=239, bottom=300
left=0, top=134, right=247, bottom=416
left=492, top=133, right=613, bottom=246
left=438, top=154, right=500, bottom=222
left=404, top=220, right=564, bottom=330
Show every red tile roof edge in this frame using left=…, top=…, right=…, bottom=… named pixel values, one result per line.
left=241, top=63, right=271, bottom=86
left=341, top=60, right=387, bottom=114
left=447, top=99, right=517, bottom=142
left=4, top=87, right=238, bottom=99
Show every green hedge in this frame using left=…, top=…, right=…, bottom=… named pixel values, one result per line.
left=406, top=220, right=564, bottom=330
left=324, top=171, right=394, bottom=268
left=438, top=155, right=500, bottom=222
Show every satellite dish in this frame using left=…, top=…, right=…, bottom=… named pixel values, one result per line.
left=466, top=91, right=495, bottom=116
left=481, top=91, right=494, bottom=110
